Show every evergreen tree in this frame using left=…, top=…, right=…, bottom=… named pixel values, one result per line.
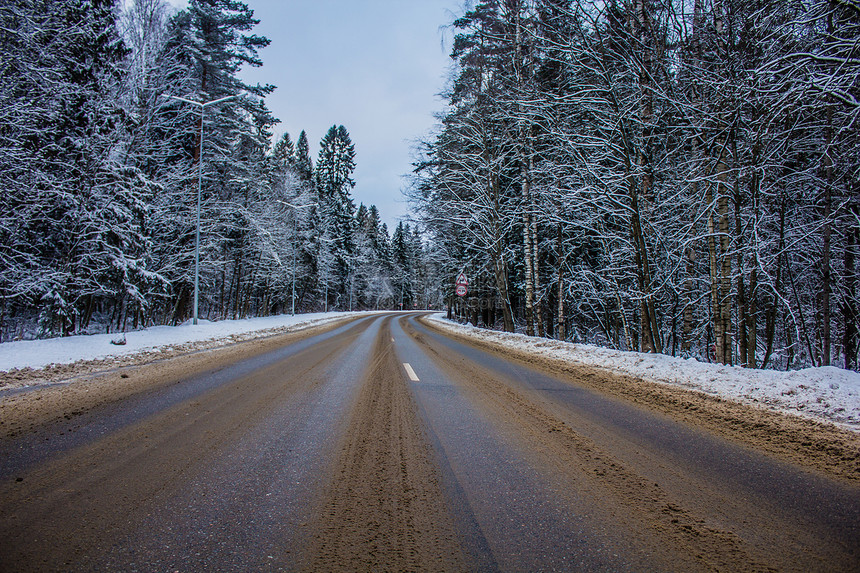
left=294, top=130, right=314, bottom=183
left=270, top=131, right=295, bottom=176
left=0, top=0, right=155, bottom=337
left=391, top=222, right=413, bottom=309
left=0, top=0, right=451, bottom=338
left=315, top=125, right=357, bottom=306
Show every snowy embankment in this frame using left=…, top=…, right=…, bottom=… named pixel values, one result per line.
left=0, top=312, right=365, bottom=374
left=426, top=314, right=860, bottom=431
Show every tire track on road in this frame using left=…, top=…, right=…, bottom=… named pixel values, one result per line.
left=419, top=317, right=860, bottom=484
left=301, top=317, right=465, bottom=572
left=406, top=319, right=858, bottom=572
left=0, top=318, right=374, bottom=572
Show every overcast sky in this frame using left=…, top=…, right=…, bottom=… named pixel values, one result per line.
left=171, top=0, right=463, bottom=230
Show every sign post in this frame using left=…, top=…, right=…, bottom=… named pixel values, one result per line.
left=455, top=272, right=468, bottom=297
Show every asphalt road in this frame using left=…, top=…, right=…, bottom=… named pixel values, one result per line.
left=1, top=313, right=858, bottom=572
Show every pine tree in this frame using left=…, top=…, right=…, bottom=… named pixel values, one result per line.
left=294, top=130, right=314, bottom=183
left=315, top=125, right=357, bottom=306
left=0, top=0, right=154, bottom=337
left=270, top=132, right=295, bottom=174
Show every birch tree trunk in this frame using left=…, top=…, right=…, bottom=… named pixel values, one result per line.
left=522, top=176, right=535, bottom=336
left=556, top=223, right=565, bottom=341
left=515, top=4, right=536, bottom=337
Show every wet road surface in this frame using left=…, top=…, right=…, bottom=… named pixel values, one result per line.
left=1, top=313, right=858, bottom=571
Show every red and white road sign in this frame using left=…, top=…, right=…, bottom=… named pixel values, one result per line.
left=455, top=272, right=468, bottom=297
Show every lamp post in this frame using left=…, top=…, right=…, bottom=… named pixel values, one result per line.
left=318, top=236, right=335, bottom=313
left=278, top=201, right=312, bottom=315
left=348, top=258, right=354, bottom=312
left=165, top=94, right=236, bottom=325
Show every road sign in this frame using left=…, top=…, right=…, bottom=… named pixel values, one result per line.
left=455, top=272, right=468, bottom=297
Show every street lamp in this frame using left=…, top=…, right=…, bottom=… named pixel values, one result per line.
left=165, top=94, right=237, bottom=325
left=318, top=236, right=336, bottom=313
left=278, top=201, right=313, bottom=315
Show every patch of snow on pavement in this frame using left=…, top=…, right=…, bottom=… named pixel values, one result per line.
left=0, top=312, right=364, bottom=373
left=426, top=314, right=860, bottom=431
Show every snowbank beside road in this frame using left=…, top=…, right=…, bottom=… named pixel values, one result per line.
left=426, top=315, right=860, bottom=431
left=4, top=310, right=857, bottom=431
left=0, top=312, right=364, bottom=373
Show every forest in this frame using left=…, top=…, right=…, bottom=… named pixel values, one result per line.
left=409, top=0, right=860, bottom=371
left=1, top=0, right=857, bottom=373
left=0, top=0, right=434, bottom=342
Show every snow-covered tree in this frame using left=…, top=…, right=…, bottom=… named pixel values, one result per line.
left=410, top=0, right=860, bottom=371
left=315, top=125, right=357, bottom=306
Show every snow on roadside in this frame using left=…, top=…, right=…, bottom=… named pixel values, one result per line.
left=426, top=314, right=860, bottom=431
left=0, top=312, right=366, bottom=373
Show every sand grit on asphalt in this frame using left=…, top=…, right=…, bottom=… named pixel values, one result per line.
left=0, top=316, right=465, bottom=571
left=0, top=318, right=373, bottom=571
left=416, top=317, right=860, bottom=485
left=1, top=314, right=858, bottom=571
left=410, top=317, right=860, bottom=571
left=298, top=320, right=465, bottom=571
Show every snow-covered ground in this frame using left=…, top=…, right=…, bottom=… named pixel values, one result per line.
left=0, top=312, right=367, bottom=373
left=426, top=315, right=860, bottom=432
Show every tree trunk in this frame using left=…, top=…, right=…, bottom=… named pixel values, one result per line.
left=747, top=156, right=762, bottom=369
left=821, top=108, right=833, bottom=366
left=616, top=288, right=632, bottom=351
left=706, top=0, right=733, bottom=366
left=232, top=256, right=243, bottom=321
left=514, top=3, right=535, bottom=337
left=556, top=224, right=565, bottom=341
left=634, top=0, right=661, bottom=355
left=532, top=207, right=545, bottom=338
left=718, top=159, right=732, bottom=365
left=219, top=264, right=226, bottom=319
left=172, top=284, right=189, bottom=325
left=734, top=176, right=748, bottom=366
left=523, top=207, right=535, bottom=336
left=842, top=192, right=859, bottom=370
left=748, top=265, right=757, bottom=368
left=707, top=182, right=722, bottom=363
left=493, top=252, right=515, bottom=332
left=683, top=191, right=696, bottom=352
left=684, top=0, right=704, bottom=355
left=630, top=186, right=659, bottom=353
left=762, top=196, right=786, bottom=370
left=81, top=294, right=95, bottom=330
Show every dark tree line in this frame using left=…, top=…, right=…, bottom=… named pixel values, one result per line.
left=409, top=0, right=860, bottom=371
left=0, top=0, right=430, bottom=341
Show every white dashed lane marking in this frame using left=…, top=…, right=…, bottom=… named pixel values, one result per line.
left=402, top=363, right=420, bottom=382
